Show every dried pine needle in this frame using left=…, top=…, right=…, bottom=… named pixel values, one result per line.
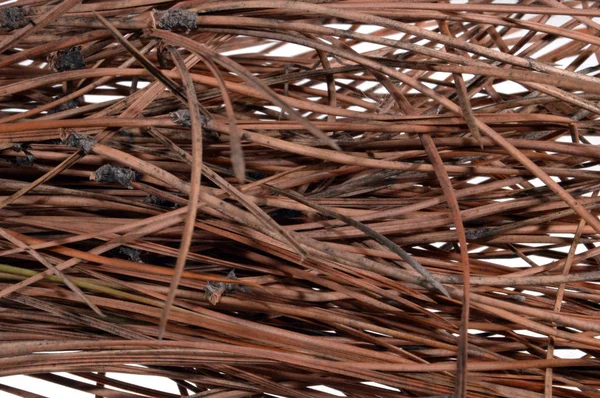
left=1, top=2, right=600, bottom=398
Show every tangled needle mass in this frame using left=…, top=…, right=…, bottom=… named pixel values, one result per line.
left=1, top=1, right=600, bottom=397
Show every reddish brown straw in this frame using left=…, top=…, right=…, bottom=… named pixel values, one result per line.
left=1, top=1, right=600, bottom=397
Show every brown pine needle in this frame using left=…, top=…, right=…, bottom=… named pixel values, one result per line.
left=1, top=3, right=600, bottom=397
left=156, top=45, right=203, bottom=341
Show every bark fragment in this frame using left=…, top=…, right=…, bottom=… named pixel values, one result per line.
left=0, top=7, right=27, bottom=30
left=93, top=164, right=140, bottom=188
left=152, top=9, right=197, bottom=32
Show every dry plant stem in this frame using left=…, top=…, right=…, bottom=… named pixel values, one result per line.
left=146, top=127, right=306, bottom=258
left=0, top=0, right=81, bottom=53
left=263, top=183, right=449, bottom=296
left=0, top=228, right=104, bottom=316
left=1, top=1, right=600, bottom=397
left=0, top=152, right=80, bottom=209
left=420, top=134, right=471, bottom=398
left=87, top=143, right=308, bottom=265
left=93, top=13, right=193, bottom=110
left=0, top=209, right=252, bottom=301
left=193, top=1, right=600, bottom=85
left=152, top=45, right=203, bottom=341
left=151, top=30, right=341, bottom=151
left=0, top=209, right=190, bottom=300
left=191, top=51, right=245, bottom=182
left=92, top=29, right=305, bottom=264
left=438, top=21, right=483, bottom=148
left=543, top=218, right=587, bottom=398
left=181, top=22, right=600, bottom=233
left=0, top=40, right=158, bottom=123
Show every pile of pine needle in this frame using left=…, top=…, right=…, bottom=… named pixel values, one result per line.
left=1, top=1, right=600, bottom=397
